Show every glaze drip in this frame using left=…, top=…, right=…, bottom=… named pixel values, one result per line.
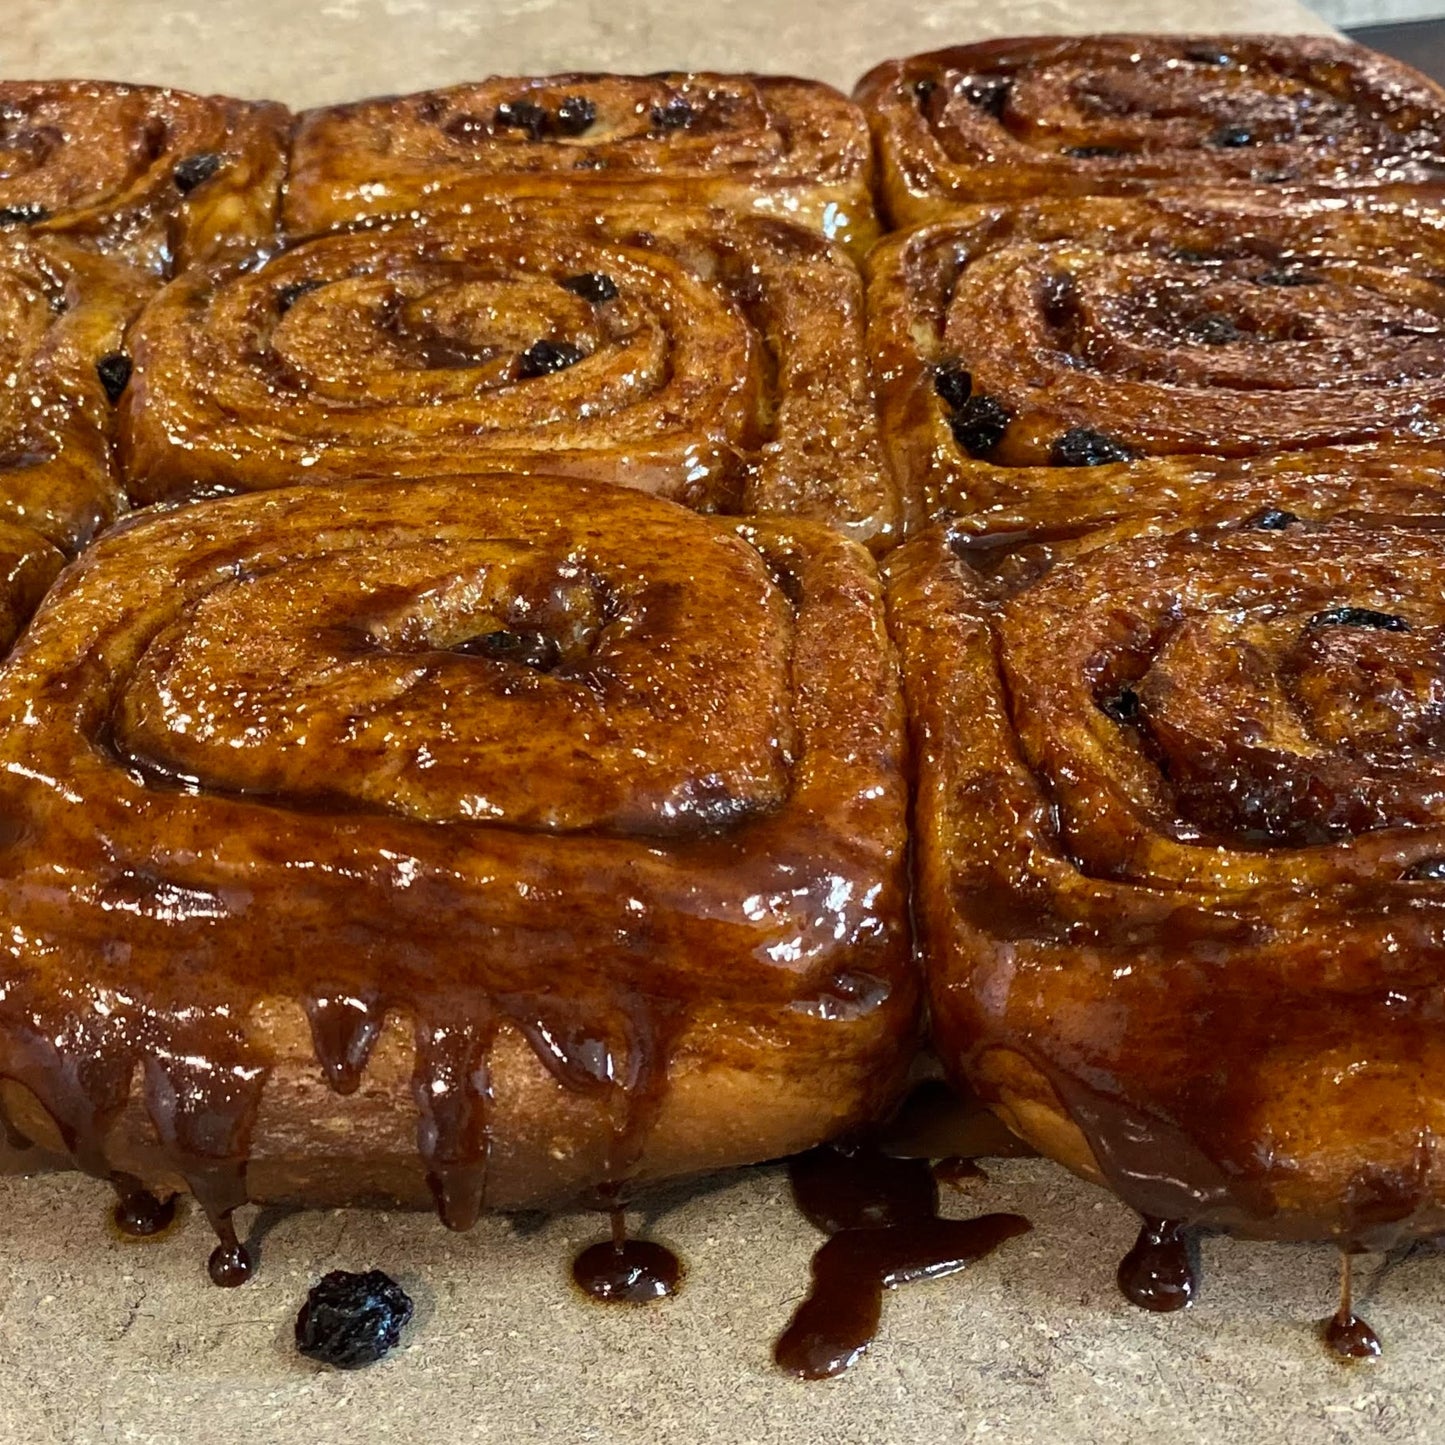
left=1117, top=1217, right=1197, bottom=1312
left=572, top=1209, right=682, bottom=1304
left=775, top=1145, right=1030, bottom=1379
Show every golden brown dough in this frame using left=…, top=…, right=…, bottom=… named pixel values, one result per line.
left=283, top=73, right=877, bottom=255
left=120, top=203, right=898, bottom=550
left=856, top=36, right=1445, bottom=226
left=0, top=473, right=914, bottom=1247
left=0, top=81, right=289, bottom=274
left=888, top=461, right=1445, bottom=1246
left=867, top=189, right=1445, bottom=534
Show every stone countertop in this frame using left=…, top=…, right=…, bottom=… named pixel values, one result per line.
left=10, top=3, right=1425, bottom=1445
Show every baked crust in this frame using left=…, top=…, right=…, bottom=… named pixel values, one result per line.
left=0, top=474, right=914, bottom=1238
left=855, top=35, right=1445, bottom=226
left=283, top=73, right=877, bottom=256
left=119, top=202, right=899, bottom=550
left=886, top=467, right=1445, bottom=1246
left=0, top=81, right=290, bottom=275
left=866, top=189, right=1445, bottom=534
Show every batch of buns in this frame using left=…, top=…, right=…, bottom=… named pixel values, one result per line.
left=1, top=34, right=1445, bottom=1319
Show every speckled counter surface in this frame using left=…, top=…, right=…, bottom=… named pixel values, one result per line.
left=10, top=3, right=1425, bottom=1444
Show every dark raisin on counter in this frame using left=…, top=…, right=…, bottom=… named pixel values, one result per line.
left=1307, top=606, right=1411, bottom=633
left=95, top=353, right=132, bottom=404
left=0, top=203, right=49, bottom=226
left=1049, top=426, right=1136, bottom=467
left=561, top=272, right=619, bottom=304
left=173, top=153, right=223, bottom=194
left=1245, top=508, right=1300, bottom=531
left=948, top=394, right=1012, bottom=458
left=494, top=100, right=551, bottom=140
left=295, top=1269, right=414, bottom=1370
left=1210, top=126, right=1255, bottom=148
left=517, top=340, right=586, bottom=378
left=554, top=96, right=598, bottom=136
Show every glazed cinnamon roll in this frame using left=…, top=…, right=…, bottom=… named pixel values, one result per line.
left=0, top=473, right=913, bottom=1261
left=283, top=73, right=877, bottom=255
left=0, top=235, right=153, bottom=647
left=855, top=36, right=1445, bottom=226
left=120, top=204, right=897, bottom=549
left=868, top=190, right=1445, bottom=532
left=887, top=466, right=1445, bottom=1247
left=0, top=82, right=289, bottom=274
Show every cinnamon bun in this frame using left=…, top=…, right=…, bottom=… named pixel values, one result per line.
left=284, top=73, right=877, bottom=254
left=0, top=473, right=913, bottom=1252
left=867, top=190, right=1445, bottom=532
left=888, top=463, right=1445, bottom=1245
left=856, top=36, right=1445, bottom=226
left=0, top=81, right=289, bottom=274
left=120, top=204, right=898, bottom=549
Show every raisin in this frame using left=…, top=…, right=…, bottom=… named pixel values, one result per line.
left=517, top=339, right=586, bottom=378
left=276, top=278, right=325, bottom=314
left=1210, top=126, right=1255, bottom=148
left=931, top=358, right=972, bottom=412
left=454, top=629, right=561, bottom=670
left=650, top=99, right=694, bottom=132
left=1307, top=606, right=1411, bottom=633
left=561, top=272, right=619, bottom=304
left=961, top=77, right=1011, bottom=118
left=1245, top=508, right=1300, bottom=530
left=95, top=353, right=132, bottom=404
left=948, top=394, right=1011, bottom=458
left=553, top=95, right=597, bottom=136
left=1182, top=313, right=1241, bottom=345
left=1255, top=269, right=1317, bottom=287
left=441, top=113, right=489, bottom=143
left=1404, top=857, right=1445, bottom=881
left=0, top=203, right=49, bottom=226
left=173, top=153, right=223, bottom=194
left=1185, top=47, right=1233, bottom=65
left=1063, top=145, right=1130, bottom=159
left=913, top=78, right=938, bottom=103
left=295, top=1270, right=414, bottom=1370
left=495, top=100, right=551, bottom=140
left=1050, top=427, right=1136, bottom=467
left=1100, top=686, right=1141, bottom=723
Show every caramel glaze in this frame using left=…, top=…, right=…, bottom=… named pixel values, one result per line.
left=1118, top=1218, right=1196, bottom=1313
left=776, top=1144, right=1029, bottom=1379
left=856, top=36, right=1445, bottom=225
left=571, top=1210, right=682, bottom=1305
left=111, top=1178, right=179, bottom=1239
left=119, top=204, right=898, bottom=552
left=1323, top=1250, right=1382, bottom=1360
left=887, top=478, right=1445, bottom=1252
left=0, top=473, right=913, bottom=1280
left=866, top=189, right=1445, bottom=535
left=0, top=81, right=289, bottom=275
left=284, top=73, right=878, bottom=255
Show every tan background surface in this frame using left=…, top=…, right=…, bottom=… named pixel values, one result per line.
left=8, top=2, right=1428, bottom=1444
